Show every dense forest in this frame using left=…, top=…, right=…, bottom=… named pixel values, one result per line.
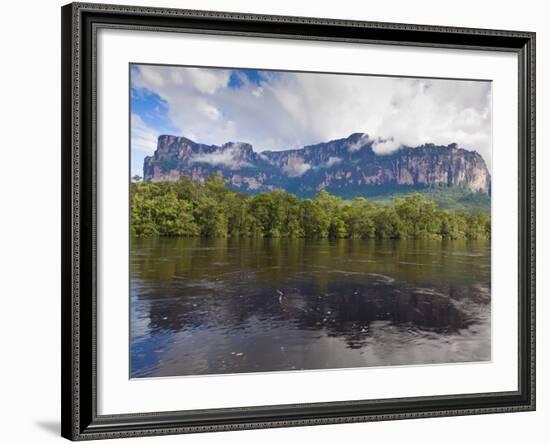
left=130, top=174, right=490, bottom=240
left=363, top=186, right=491, bottom=214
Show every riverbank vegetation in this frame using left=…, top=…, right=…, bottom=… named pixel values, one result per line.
left=364, top=186, right=491, bottom=214
left=131, top=174, right=490, bottom=240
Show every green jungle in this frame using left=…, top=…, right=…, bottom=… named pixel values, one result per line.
left=130, top=174, right=490, bottom=240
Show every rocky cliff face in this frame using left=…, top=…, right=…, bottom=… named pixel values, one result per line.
left=143, top=133, right=491, bottom=197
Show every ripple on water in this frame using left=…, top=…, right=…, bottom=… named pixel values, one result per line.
left=367, top=273, right=396, bottom=284
left=130, top=238, right=491, bottom=377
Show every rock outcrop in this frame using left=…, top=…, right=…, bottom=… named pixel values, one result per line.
left=143, top=133, right=491, bottom=197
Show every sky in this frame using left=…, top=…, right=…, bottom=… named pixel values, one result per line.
left=130, top=64, right=492, bottom=177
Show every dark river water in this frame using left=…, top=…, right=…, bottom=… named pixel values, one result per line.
left=130, top=237, right=491, bottom=378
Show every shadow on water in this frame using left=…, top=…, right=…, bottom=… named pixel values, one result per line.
left=131, top=237, right=491, bottom=377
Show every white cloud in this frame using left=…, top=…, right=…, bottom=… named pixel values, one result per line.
left=372, top=138, right=401, bottom=154
left=347, top=134, right=372, bottom=151
left=283, top=156, right=311, bottom=177
left=131, top=113, right=158, bottom=154
left=324, top=156, right=342, bottom=167
left=191, top=145, right=251, bottom=170
left=252, top=87, right=264, bottom=97
left=132, top=66, right=492, bottom=171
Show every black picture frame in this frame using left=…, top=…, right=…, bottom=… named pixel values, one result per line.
left=61, top=2, right=536, bottom=440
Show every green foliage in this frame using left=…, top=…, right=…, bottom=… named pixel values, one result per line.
left=365, top=186, right=491, bottom=214
left=394, top=194, right=439, bottom=239
left=130, top=183, right=199, bottom=237
left=131, top=175, right=491, bottom=240
left=345, top=198, right=376, bottom=239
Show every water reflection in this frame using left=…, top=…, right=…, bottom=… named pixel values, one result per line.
left=131, top=238, right=490, bottom=377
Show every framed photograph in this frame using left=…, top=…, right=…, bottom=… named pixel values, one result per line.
left=61, top=2, right=535, bottom=440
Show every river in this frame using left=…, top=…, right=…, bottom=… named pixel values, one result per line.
left=130, top=237, right=491, bottom=378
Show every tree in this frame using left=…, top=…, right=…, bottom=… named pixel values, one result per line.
left=394, top=193, right=439, bottom=239
left=314, top=190, right=347, bottom=238
left=345, top=198, right=375, bottom=239
left=300, top=198, right=329, bottom=238
left=129, top=174, right=490, bottom=240
left=153, top=192, right=199, bottom=236
left=439, top=210, right=465, bottom=240
left=195, top=196, right=227, bottom=238
left=373, top=206, right=400, bottom=239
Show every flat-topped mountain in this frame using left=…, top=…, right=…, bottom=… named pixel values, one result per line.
left=143, top=133, right=491, bottom=198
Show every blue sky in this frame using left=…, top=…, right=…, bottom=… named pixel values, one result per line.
left=227, top=69, right=264, bottom=89
left=130, top=64, right=492, bottom=177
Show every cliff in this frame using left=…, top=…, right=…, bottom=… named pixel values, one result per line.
left=143, top=133, right=491, bottom=197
